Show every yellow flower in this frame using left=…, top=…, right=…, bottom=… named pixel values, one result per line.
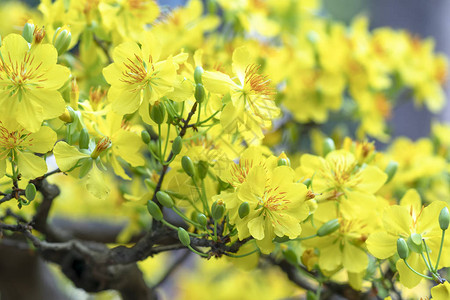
left=366, top=189, right=450, bottom=288
left=431, top=281, right=450, bottom=300
left=0, top=122, right=56, bottom=179
left=0, top=34, right=70, bottom=132
left=102, top=36, right=178, bottom=119
left=203, top=46, right=280, bottom=140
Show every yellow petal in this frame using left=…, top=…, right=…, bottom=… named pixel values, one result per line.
left=27, top=126, right=57, bottom=153
left=53, top=142, right=90, bottom=171
left=399, top=189, right=422, bottom=213
left=0, top=34, right=28, bottom=62
left=248, top=215, right=265, bottom=240
left=203, top=71, right=237, bottom=94
left=319, top=242, right=341, bottom=271
left=357, top=165, right=387, bottom=193
left=16, top=151, right=47, bottom=179
left=431, top=281, right=450, bottom=300
left=112, top=130, right=145, bottom=166
left=16, top=97, right=44, bottom=133
left=86, top=163, right=110, bottom=199
left=342, top=242, right=368, bottom=273
left=383, top=205, right=411, bottom=236
left=366, top=231, right=398, bottom=259
left=396, top=253, right=426, bottom=288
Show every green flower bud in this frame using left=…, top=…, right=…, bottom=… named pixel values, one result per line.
left=144, top=178, right=156, bottom=190
left=197, top=161, right=209, bottom=179
left=303, top=178, right=312, bottom=188
left=397, top=238, right=410, bottom=259
left=172, top=136, right=182, bottom=155
left=150, top=102, right=166, bottom=125
left=317, top=219, right=340, bottom=237
left=197, top=213, right=207, bottom=227
left=323, top=138, right=335, bottom=156
left=195, top=83, right=205, bottom=103
left=384, top=161, right=399, bottom=183
left=277, top=152, right=290, bottom=167
left=194, top=66, right=204, bottom=84
left=78, top=158, right=93, bottom=178
left=25, top=183, right=37, bottom=201
left=79, top=128, right=90, bottom=150
left=178, top=227, right=191, bottom=246
left=212, top=200, right=225, bottom=221
left=306, top=291, right=318, bottom=300
left=407, top=234, right=423, bottom=253
left=141, top=130, right=151, bottom=144
left=147, top=200, right=163, bottom=221
left=282, top=248, right=298, bottom=265
left=52, top=26, right=72, bottom=56
left=238, top=202, right=250, bottom=219
left=181, top=156, right=196, bottom=177
left=22, top=21, right=35, bottom=43
left=156, top=191, right=174, bottom=208
left=440, top=207, right=450, bottom=231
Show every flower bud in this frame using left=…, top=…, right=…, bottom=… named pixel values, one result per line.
left=407, top=233, right=424, bottom=253
left=172, top=136, right=182, bottom=155
left=178, top=227, right=191, bottom=246
left=212, top=200, right=225, bottom=221
left=282, top=248, right=298, bottom=265
left=384, top=161, right=398, bottom=183
left=59, top=107, right=75, bottom=123
left=323, top=138, right=335, bottom=156
left=147, top=200, right=163, bottom=221
left=197, top=161, right=208, bottom=179
left=150, top=102, right=166, bottom=125
left=25, top=183, right=36, bottom=201
left=141, top=130, right=151, bottom=144
left=439, top=207, right=450, bottom=231
left=303, top=178, right=312, bottom=188
left=53, top=26, right=72, bottom=56
left=195, top=83, right=205, bottom=103
left=22, top=21, right=35, bottom=43
left=238, top=202, right=250, bottom=219
left=79, top=128, right=90, bottom=150
left=181, top=156, right=195, bottom=177
left=156, top=191, right=174, bottom=208
left=277, top=152, right=290, bottom=167
left=317, top=219, right=340, bottom=237
left=194, top=66, right=204, bottom=84
left=397, top=238, right=410, bottom=259
left=197, top=213, right=207, bottom=227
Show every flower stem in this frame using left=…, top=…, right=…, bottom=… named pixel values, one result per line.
left=435, top=230, right=446, bottom=271
left=226, top=249, right=260, bottom=258
left=403, top=259, right=433, bottom=280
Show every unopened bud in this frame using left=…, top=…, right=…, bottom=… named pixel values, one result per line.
left=197, top=161, right=208, bottom=179
left=317, top=219, right=340, bottom=237
left=181, top=156, right=195, bottom=177
left=156, top=191, right=174, bottom=208
left=150, top=102, right=166, bottom=125
left=277, top=152, right=290, bottom=167
left=147, top=200, right=163, bottom=221
left=25, top=183, right=36, bottom=201
left=53, top=26, right=72, bottom=55
left=212, top=200, right=225, bottom=220
left=195, top=83, right=205, bottom=103
left=439, top=207, right=450, bottom=231
left=323, top=138, right=335, bottom=156
left=79, top=128, right=90, bottom=150
left=141, top=130, right=151, bottom=144
left=407, top=233, right=423, bottom=253
left=397, top=238, right=409, bottom=259
left=22, top=21, right=35, bottom=43
left=59, top=107, right=74, bottom=123
left=384, top=161, right=398, bottom=183
left=172, top=136, right=182, bottom=155
left=194, top=66, right=204, bottom=84
left=197, top=213, right=207, bottom=227
left=282, top=248, right=298, bottom=265
left=238, top=202, right=250, bottom=219
left=91, top=136, right=111, bottom=159
left=178, top=227, right=191, bottom=246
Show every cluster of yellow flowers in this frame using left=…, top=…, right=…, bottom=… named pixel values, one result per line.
left=0, top=0, right=449, bottom=299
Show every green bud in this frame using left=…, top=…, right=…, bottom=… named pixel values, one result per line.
left=439, top=207, right=450, bottom=230
left=172, top=136, right=182, bottom=155
left=144, top=178, right=156, bottom=190
left=22, top=22, right=35, bottom=43
left=148, top=140, right=158, bottom=155
left=79, top=128, right=90, bottom=149
left=178, top=227, right=191, bottom=246
left=238, top=202, right=250, bottom=219
left=25, top=183, right=37, bottom=201
left=277, top=152, right=290, bottom=167
left=147, top=200, right=163, bottom=221
left=212, top=200, right=225, bottom=221
left=150, top=102, right=166, bottom=125
left=194, top=66, right=204, bottom=84
left=52, top=26, right=72, bottom=56
left=197, top=161, right=209, bottom=179
left=78, top=158, right=93, bottom=178
left=407, top=234, right=423, bottom=253
left=323, top=138, right=335, bottom=156
left=156, top=191, right=174, bottom=208
left=384, top=161, right=399, bottom=183
left=317, top=219, right=340, bottom=237
left=197, top=213, right=207, bottom=227
left=397, top=238, right=410, bottom=259
left=141, top=130, right=151, bottom=144
left=303, top=178, right=312, bottom=188
left=282, top=248, right=298, bottom=265
left=195, top=83, right=205, bottom=103
left=181, top=156, right=196, bottom=177
left=306, top=291, right=317, bottom=300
